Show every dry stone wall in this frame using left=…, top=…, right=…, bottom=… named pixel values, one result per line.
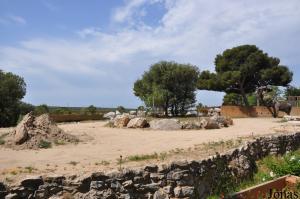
left=1, top=132, right=300, bottom=199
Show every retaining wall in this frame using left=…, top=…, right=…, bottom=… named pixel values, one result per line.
left=221, top=106, right=300, bottom=118
left=1, top=132, right=300, bottom=199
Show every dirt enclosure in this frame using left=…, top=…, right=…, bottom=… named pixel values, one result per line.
left=0, top=118, right=299, bottom=184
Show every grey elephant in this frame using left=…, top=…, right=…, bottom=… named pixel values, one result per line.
left=256, top=86, right=292, bottom=118
left=274, top=101, right=292, bottom=116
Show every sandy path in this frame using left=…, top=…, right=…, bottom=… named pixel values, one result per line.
left=0, top=118, right=293, bottom=182
left=0, top=118, right=282, bottom=167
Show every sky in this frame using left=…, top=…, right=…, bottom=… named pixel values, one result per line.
left=0, top=0, right=300, bottom=108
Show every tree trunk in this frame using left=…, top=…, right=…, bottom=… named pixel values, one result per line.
left=240, top=89, right=249, bottom=107
left=164, top=98, right=169, bottom=117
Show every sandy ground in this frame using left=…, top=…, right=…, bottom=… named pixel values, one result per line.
left=0, top=118, right=299, bottom=183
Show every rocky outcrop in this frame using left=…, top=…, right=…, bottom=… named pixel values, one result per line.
left=103, top=112, right=116, bottom=120
left=127, top=118, right=148, bottom=128
left=4, top=112, right=78, bottom=150
left=114, top=115, right=131, bottom=128
left=150, top=119, right=182, bottom=130
left=14, top=113, right=34, bottom=144
left=2, top=132, right=300, bottom=198
left=181, top=121, right=202, bottom=129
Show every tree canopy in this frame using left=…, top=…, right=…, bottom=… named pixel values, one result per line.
left=285, top=86, right=300, bottom=97
left=0, top=70, right=26, bottom=127
left=133, top=61, right=199, bottom=116
left=198, top=45, right=293, bottom=106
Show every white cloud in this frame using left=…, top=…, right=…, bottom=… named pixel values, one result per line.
left=1, top=0, right=300, bottom=106
left=0, top=14, right=27, bottom=25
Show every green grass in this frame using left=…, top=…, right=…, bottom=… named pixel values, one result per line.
left=207, top=149, right=300, bottom=198
left=24, top=166, right=36, bottom=173
left=126, top=152, right=169, bottom=162
left=238, top=150, right=300, bottom=191
left=0, top=133, right=8, bottom=145
left=95, top=160, right=110, bottom=166
left=54, top=139, right=66, bottom=145
left=38, top=140, right=52, bottom=149
left=127, top=153, right=159, bottom=161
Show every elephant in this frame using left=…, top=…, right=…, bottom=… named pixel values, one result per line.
left=274, top=101, right=292, bottom=116
left=256, top=86, right=293, bottom=117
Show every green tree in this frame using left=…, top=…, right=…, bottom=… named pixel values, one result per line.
left=0, top=70, right=26, bottom=127
left=117, top=106, right=125, bottom=113
left=34, top=104, right=49, bottom=115
left=198, top=45, right=293, bottom=106
left=285, top=86, right=300, bottom=97
left=223, top=93, right=243, bottom=106
left=86, top=105, right=97, bottom=115
left=53, top=107, right=71, bottom=114
left=133, top=61, right=200, bottom=116
left=137, top=106, right=145, bottom=111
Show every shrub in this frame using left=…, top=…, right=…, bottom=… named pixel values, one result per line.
left=38, top=140, right=52, bottom=149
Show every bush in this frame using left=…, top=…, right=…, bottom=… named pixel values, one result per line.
left=38, top=140, right=52, bottom=149
left=34, top=104, right=49, bottom=115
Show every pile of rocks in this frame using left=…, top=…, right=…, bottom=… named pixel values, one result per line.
left=4, top=112, right=78, bottom=150
left=181, top=116, right=233, bottom=130
left=104, top=111, right=233, bottom=130
left=106, top=114, right=149, bottom=129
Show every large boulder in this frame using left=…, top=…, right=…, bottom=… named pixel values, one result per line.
left=181, top=121, right=202, bottom=129
left=14, top=112, right=34, bottom=144
left=114, top=115, right=130, bottom=128
left=137, top=110, right=146, bottom=117
left=149, top=119, right=182, bottom=130
left=210, top=115, right=233, bottom=127
left=103, top=112, right=115, bottom=120
left=200, top=118, right=220, bottom=129
left=129, top=110, right=136, bottom=115
left=127, top=118, right=148, bottom=128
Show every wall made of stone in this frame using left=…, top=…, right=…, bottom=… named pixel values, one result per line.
left=221, top=106, right=300, bottom=118
left=1, top=132, right=300, bottom=199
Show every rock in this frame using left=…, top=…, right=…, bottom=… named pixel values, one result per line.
left=200, top=118, right=220, bottom=129
left=5, top=193, right=18, bottom=199
left=114, top=115, right=130, bottom=128
left=141, top=183, right=160, bottom=192
left=208, top=108, right=221, bottom=117
left=0, top=182, right=7, bottom=198
left=127, top=117, right=148, bottom=128
left=229, top=154, right=252, bottom=178
left=181, top=121, right=201, bottom=129
left=13, top=112, right=34, bottom=144
left=137, top=111, right=146, bottom=117
left=90, top=181, right=105, bottom=190
left=185, top=111, right=197, bottom=116
left=162, top=186, right=172, bottom=194
left=104, top=112, right=116, bottom=119
left=149, top=119, right=182, bottom=130
left=122, top=180, right=133, bottom=189
left=5, top=112, right=77, bottom=150
left=169, top=170, right=189, bottom=181
left=34, top=183, right=63, bottom=198
left=173, top=186, right=182, bottom=197
left=44, top=175, right=65, bottom=184
left=153, top=189, right=169, bottom=199
left=129, top=111, right=136, bottom=115
left=181, top=186, right=194, bottom=197
left=20, top=176, right=43, bottom=190
left=115, top=110, right=121, bottom=115
left=144, top=165, right=158, bottom=173
left=211, top=115, right=233, bottom=127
